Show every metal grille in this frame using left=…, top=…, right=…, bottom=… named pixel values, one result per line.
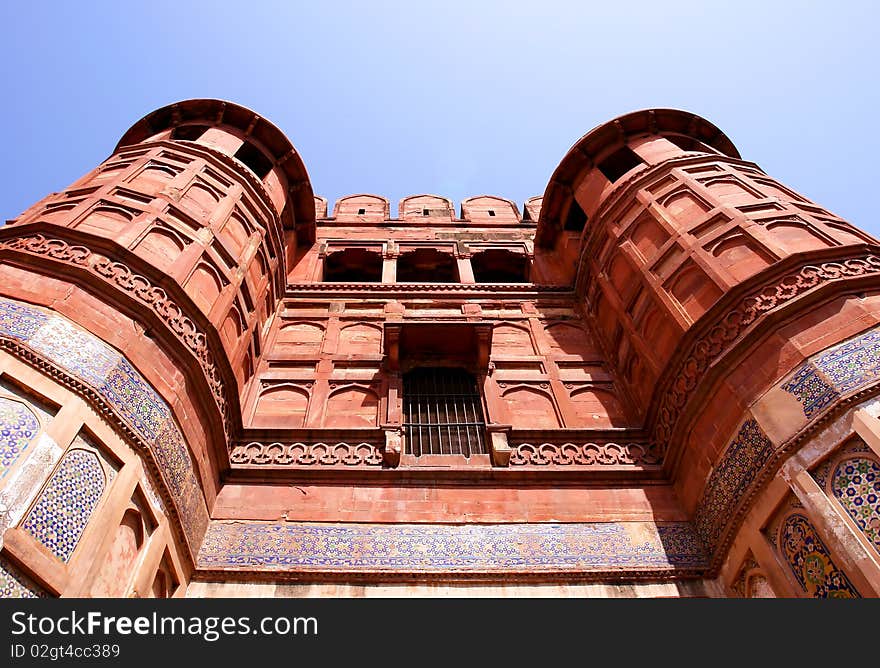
left=403, top=367, right=486, bottom=457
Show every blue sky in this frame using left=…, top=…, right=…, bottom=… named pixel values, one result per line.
left=1, top=1, right=878, bottom=235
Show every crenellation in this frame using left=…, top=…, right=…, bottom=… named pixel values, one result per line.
left=0, top=100, right=878, bottom=597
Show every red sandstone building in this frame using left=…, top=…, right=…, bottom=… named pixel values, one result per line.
left=0, top=99, right=878, bottom=597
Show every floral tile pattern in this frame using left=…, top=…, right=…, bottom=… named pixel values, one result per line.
left=28, top=318, right=120, bottom=386
left=781, top=363, right=840, bottom=418
left=0, top=298, right=48, bottom=341
left=831, top=456, right=880, bottom=554
left=0, top=296, right=205, bottom=552
left=0, top=397, right=39, bottom=479
left=694, top=419, right=774, bottom=551
left=780, top=513, right=859, bottom=598
left=815, top=328, right=880, bottom=395
left=0, top=556, right=45, bottom=598
left=21, top=449, right=105, bottom=562
left=99, top=358, right=170, bottom=442
left=198, top=521, right=707, bottom=572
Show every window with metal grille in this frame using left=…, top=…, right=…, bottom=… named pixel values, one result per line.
left=403, top=367, right=487, bottom=457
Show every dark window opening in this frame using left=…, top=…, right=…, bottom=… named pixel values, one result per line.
left=170, top=124, right=209, bottom=141
left=357, top=208, right=366, bottom=215
left=666, top=134, right=719, bottom=155
left=422, top=209, right=430, bottom=216
left=403, top=367, right=487, bottom=457
left=397, top=248, right=458, bottom=283
left=597, top=146, right=644, bottom=183
left=323, top=248, right=383, bottom=282
left=488, top=209, right=496, bottom=217
left=233, top=141, right=274, bottom=180
left=563, top=199, right=588, bottom=232
left=471, top=249, right=529, bottom=283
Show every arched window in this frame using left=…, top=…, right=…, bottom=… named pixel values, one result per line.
left=403, top=367, right=486, bottom=457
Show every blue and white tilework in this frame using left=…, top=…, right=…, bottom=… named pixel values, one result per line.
left=0, top=397, right=39, bottom=479
left=816, top=328, right=880, bottom=395
left=21, top=449, right=105, bottom=562
left=0, top=556, right=45, bottom=598
left=198, top=521, right=707, bottom=573
left=98, top=358, right=170, bottom=442
left=0, top=296, right=207, bottom=552
left=694, top=419, right=774, bottom=551
left=28, top=318, right=120, bottom=386
left=781, top=364, right=840, bottom=419
left=0, top=299, right=47, bottom=341
left=784, top=327, right=880, bottom=419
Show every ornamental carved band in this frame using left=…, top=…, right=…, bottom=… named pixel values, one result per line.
left=508, top=441, right=661, bottom=466
left=653, top=254, right=880, bottom=446
left=0, top=234, right=232, bottom=436
left=230, top=441, right=384, bottom=467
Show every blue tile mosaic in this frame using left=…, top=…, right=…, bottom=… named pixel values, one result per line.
left=831, top=456, right=880, bottom=554
left=29, top=318, right=120, bottom=386
left=781, top=363, right=840, bottom=418
left=780, top=513, right=859, bottom=598
left=0, top=397, right=39, bottom=479
left=815, top=328, right=880, bottom=395
left=98, top=358, right=170, bottom=441
left=0, top=557, right=45, bottom=598
left=0, top=296, right=206, bottom=552
left=0, top=297, right=48, bottom=341
left=694, top=419, right=774, bottom=551
left=198, top=521, right=707, bottom=572
left=22, top=449, right=106, bottom=562
left=152, top=421, right=189, bottom=497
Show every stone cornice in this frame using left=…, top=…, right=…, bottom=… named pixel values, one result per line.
left=649, top=247, right=880, bottom=464
left=0, top=230, right=240, bottom=446
left=284, top=282, right=573, bottom=298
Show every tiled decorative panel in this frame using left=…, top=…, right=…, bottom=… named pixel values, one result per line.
left=28, top=318, right=119, bottom=386
left=694, top=419, right=774, bottom=551
left=0, top=556, right=45, bottom=598
left=779, top=513, right=859, bottom=598
left=0, top=397, right=39, bottom=479
left=781, top=364, right=839, bottom=418
left=99, top=358, right=170, bottom=441
left=0, top=296, right=207, bottom=552
left=831, top=457, right=880, bottom=553
left=730, top=554, right=758, bottom=597
left=0, top=299, right=48, bottom=340
left=815, top=328, right=880, bottom=394
left=784, top=327, right=880, bottom=419
left=198, top=521, right=707, bottom=573
left=21, top=449, right=105, bottom=562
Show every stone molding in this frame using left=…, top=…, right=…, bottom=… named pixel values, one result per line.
left=508, top=441, right=662, bottom=467
left=0, top=233, right=234, bottom=439
left=652, top=252, right=880, bottom=450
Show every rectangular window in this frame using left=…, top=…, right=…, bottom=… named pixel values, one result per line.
left=403, top=367, right=486, bottom=457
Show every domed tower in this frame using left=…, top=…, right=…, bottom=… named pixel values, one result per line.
left=0, top=99, right=314, bottom=597
left=537, top=109, right=880, bottom=596
left=1, top=103, right=878, bottom=599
